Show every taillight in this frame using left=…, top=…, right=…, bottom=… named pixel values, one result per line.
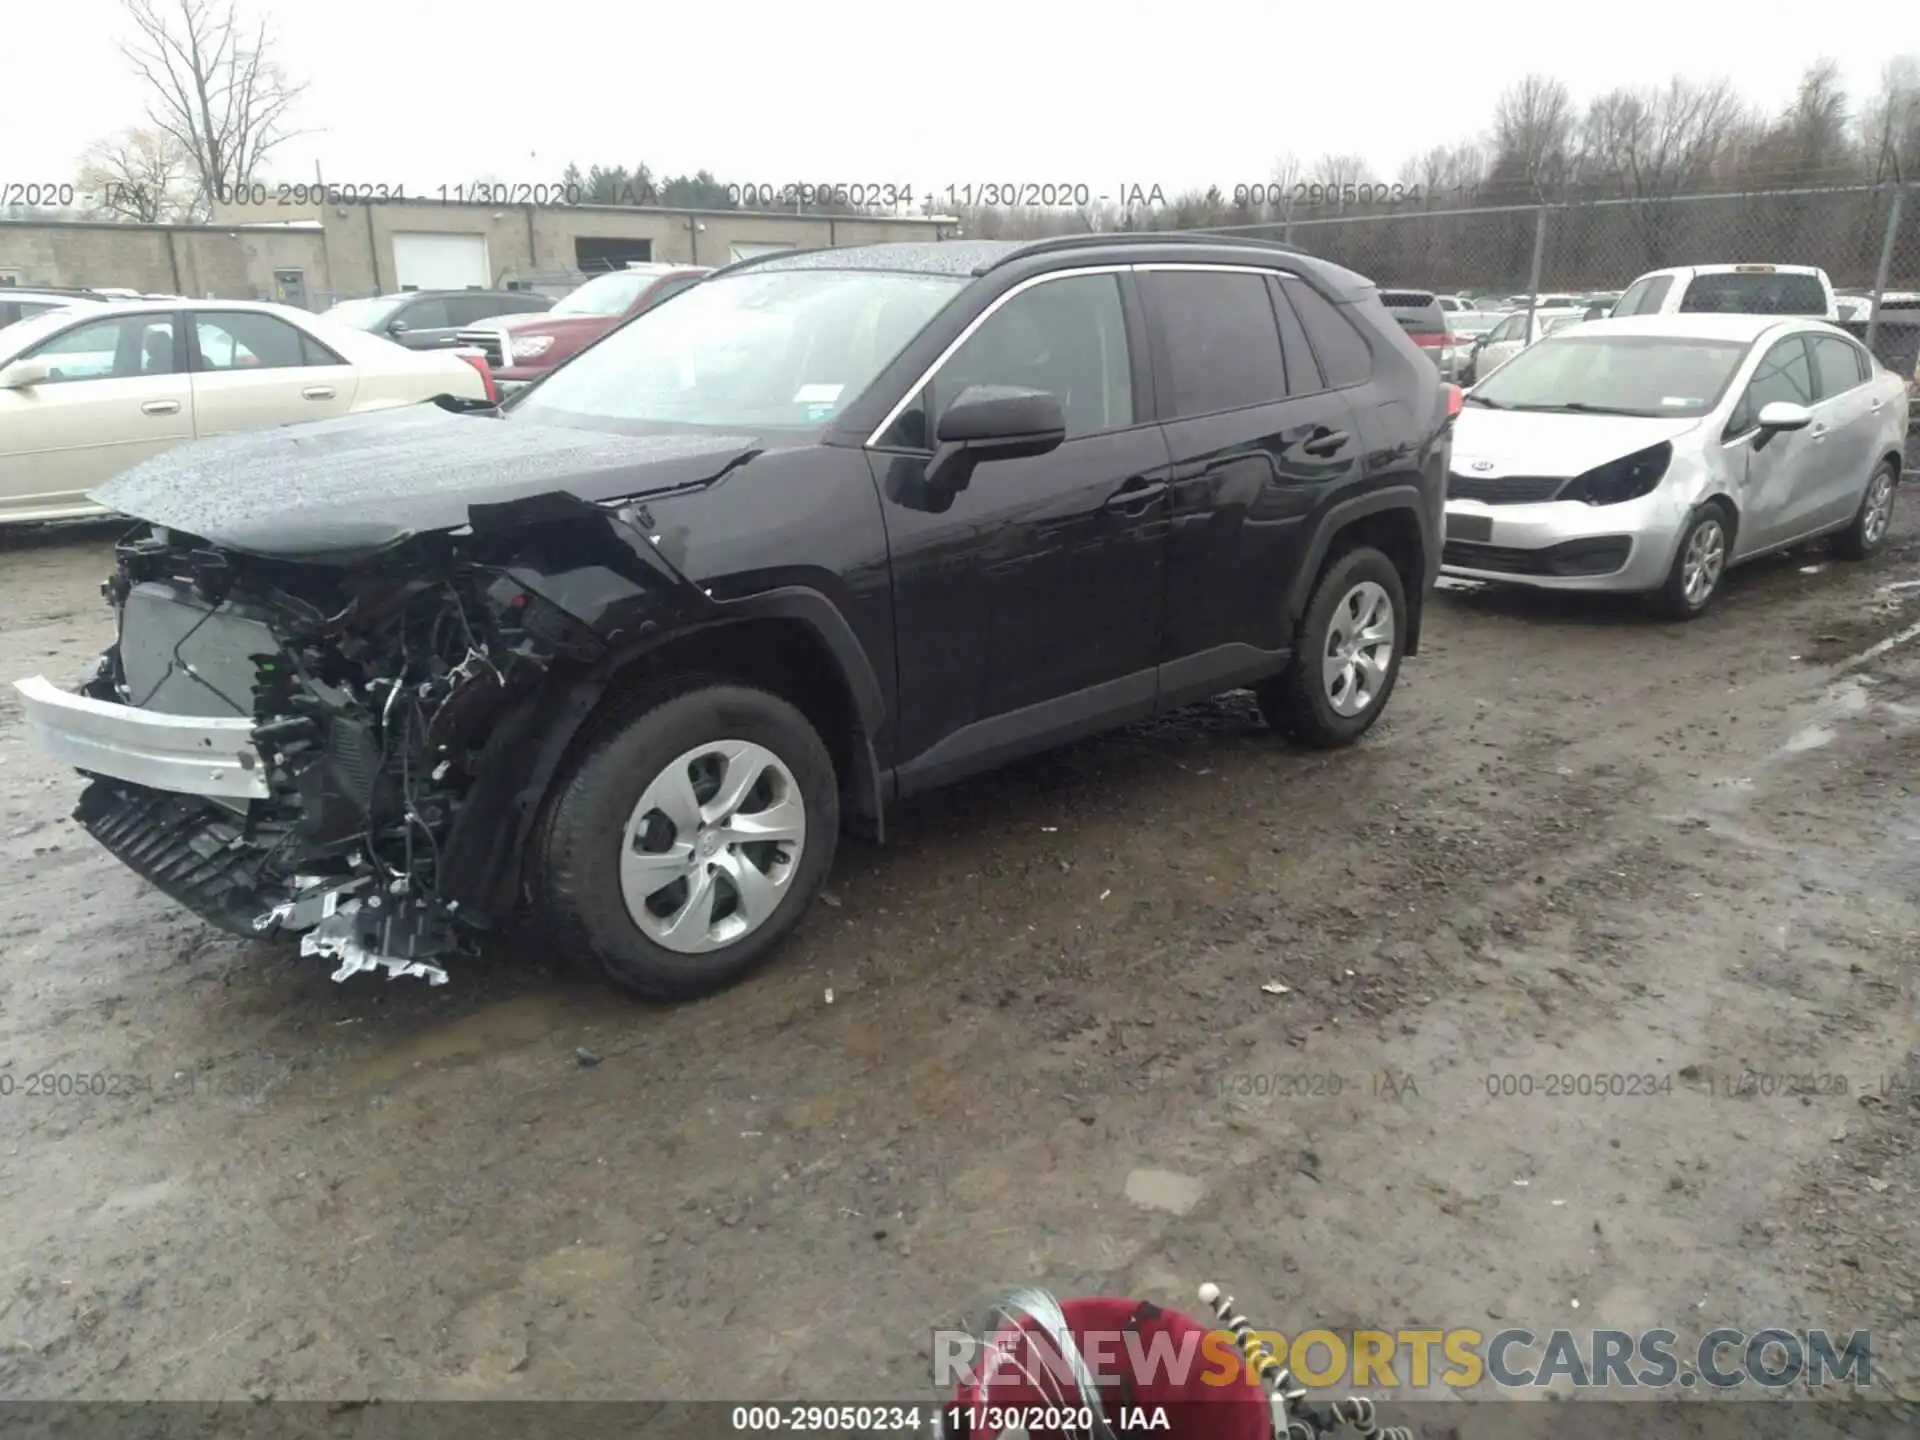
left=1445, top=383, right=1463, bottom=419
left=1409, top=332, right=1449, bottom=348
left=455, top=350, right=499, bottom=404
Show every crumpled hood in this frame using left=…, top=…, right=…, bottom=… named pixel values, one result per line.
left=91, top=404, right=759, bottom=557
left=1451, top=408, right=1704, bottom=477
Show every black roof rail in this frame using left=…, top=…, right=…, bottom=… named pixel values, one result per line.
left=978, top=229, right=1309, bottom=273
left=705, top=246, right=828, bottom=279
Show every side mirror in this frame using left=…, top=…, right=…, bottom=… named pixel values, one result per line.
left=387, top=320, right=409, bottom=336
left=1752, top=400, right=1812, bottom=450
left=924, top=385, right=1067, bottom=495
left=1756, top=400, right=1811, bottom=431
left=0, top=359, right=50, bottom=389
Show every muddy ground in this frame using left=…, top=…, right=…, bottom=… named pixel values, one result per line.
left=0, top=499, right=1916, bottom=1418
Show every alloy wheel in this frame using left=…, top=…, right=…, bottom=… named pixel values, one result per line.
left=1682, top=518, right=1725, bottom=608
left=619, top=739, right=807, bottom=954
left=1321, top=581, right=1395, bottom=718
left=1863, top=470, right=1895, bottom=546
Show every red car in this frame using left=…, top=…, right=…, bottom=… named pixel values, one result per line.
left=455, top=264, right=708, bottom=393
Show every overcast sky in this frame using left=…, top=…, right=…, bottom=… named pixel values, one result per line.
left=6, top=0, right=1907, bottom=206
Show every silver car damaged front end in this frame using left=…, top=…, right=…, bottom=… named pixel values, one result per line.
left=1442, top=417, right=1723, bottom=592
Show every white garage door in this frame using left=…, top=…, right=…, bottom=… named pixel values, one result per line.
left=392, top=233, right=490, bottom=291
left=729, top=242, right=795, bottom=263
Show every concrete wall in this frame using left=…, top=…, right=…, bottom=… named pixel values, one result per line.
left=0, top=202, right=955, bottom=306
left=0, top=221, right=329, bottom=299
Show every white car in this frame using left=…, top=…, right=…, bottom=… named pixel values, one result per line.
left=0, top=299, right=494, bottom=523
left=1467, top=306, right=1588, bottom=381
left=0, top=292, right=112, bottom=332
left=1443, top=314, right=1910, bottom=617
left=1610, top=264, right=1838, bottom=321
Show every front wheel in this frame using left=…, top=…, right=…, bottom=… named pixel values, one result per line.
left=1652, top=504, right=1730, bottom=620
left=1256, top=546, right=1406, bottom=749
left=533, top=678, right=839, bottom=1000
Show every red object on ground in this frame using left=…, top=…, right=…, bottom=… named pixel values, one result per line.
left=942, top=1295, right=1273, bottom=1440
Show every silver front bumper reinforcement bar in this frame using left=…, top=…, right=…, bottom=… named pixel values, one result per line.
left=12, top=675, right=270, bottom=801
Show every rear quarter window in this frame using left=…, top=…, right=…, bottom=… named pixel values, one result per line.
left=1283, top=278, right=1373, bottom=389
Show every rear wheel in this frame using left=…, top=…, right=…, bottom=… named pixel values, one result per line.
left=533, top=678, right=838, bottom=1000
left=1833, top=459, right=1897, bottom=561
left=1256, top=546, right=1406, bottom=749
left=1653, top=504, right=1729, bottom=620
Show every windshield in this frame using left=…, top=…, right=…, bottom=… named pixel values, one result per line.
left=552, top=271, right=657, bottom=318
left=516, top=267, right=966, bottom=431
left=324, top=296, right=406, bottom=329
left=1469, top=334, right=1750, bottom=417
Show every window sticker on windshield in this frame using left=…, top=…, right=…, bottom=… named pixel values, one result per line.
left=1660, top=396, right=1700, bottom=407
left=793, top=382, right=843, bottom=404
left=803, top=403, right=835, bottom=422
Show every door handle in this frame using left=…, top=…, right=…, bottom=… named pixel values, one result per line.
left=1103, top=479, right=1168, bottom=512
left=140, top=399, right=180, bottom=415
left=1301, top=428, right=1351, bottom=456
left=1810, top=424, right=1827, bottom=442
left=302, top=385, right=336, bottom=400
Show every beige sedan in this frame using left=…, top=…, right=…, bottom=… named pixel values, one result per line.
left=0, top=299, right=494, bottom=523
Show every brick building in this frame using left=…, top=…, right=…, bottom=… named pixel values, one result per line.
left=0, top=199, right=956, bottom=308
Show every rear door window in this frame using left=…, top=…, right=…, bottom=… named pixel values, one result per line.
left=193, top=312, right=314, bottom=371
left=1141, top=270, right=1287, bottom=418
left=1808, top=335, right=1868, bottom=399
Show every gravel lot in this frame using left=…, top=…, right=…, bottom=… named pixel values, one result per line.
left=1, top=503, right=1917, bottom=1411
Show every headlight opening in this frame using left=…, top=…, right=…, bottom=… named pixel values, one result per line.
left=1565, top=442, right=1673, bottom=506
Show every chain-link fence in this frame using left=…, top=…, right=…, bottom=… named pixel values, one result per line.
left=1192, top=182, right=1920, bottom=376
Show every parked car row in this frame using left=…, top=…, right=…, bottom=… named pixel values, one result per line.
left=1, top=234, right=1909, bottom=1007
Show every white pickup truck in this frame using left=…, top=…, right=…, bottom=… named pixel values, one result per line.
left=1609, top=264, right=1838, bottom=320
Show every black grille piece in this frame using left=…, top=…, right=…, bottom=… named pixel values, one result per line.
left=1443, top=535, right=1634, bottom=577
left=74, top=781, right=278, bottom=936
left=1447, top=473, right=1567, bottom=504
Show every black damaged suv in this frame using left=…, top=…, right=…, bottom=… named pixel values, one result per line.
left=14, top=234, right=1454, bottom=1000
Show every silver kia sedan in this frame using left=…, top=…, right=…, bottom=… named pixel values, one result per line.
left=1443, top=314, right=1910, bottom=618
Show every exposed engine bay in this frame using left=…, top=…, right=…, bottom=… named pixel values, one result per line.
left=64, top=498, right=717, bottom=985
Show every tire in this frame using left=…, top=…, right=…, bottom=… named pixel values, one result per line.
left=532, top=677, right=839, bottom=1001
left=1255, top=546, right=1406, bottom=749
left=1833, top=459, right=1898, bottom=561
left=1652, top=503, right=1731, bottom=621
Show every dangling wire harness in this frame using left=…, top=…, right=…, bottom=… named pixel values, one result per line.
left=1197, top=1284, right=1413, bottom=1440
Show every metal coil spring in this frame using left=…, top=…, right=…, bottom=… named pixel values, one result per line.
left=1197, top=1284, right=1411, bottom=1440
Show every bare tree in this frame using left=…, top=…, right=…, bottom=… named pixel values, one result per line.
left=121, top=0, right=305, bottom=214
left=1859, top=54, right=1920, bottom=181
left=1578, top=77, right=1745, bottom=264
left=76, top=126, right=196, bottom=221
left=1311, top=153, right=1375, bottom=188
left=1750, top=58, right=1856, bottom=184
left=1488, top=74, right=1577, bottom=200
